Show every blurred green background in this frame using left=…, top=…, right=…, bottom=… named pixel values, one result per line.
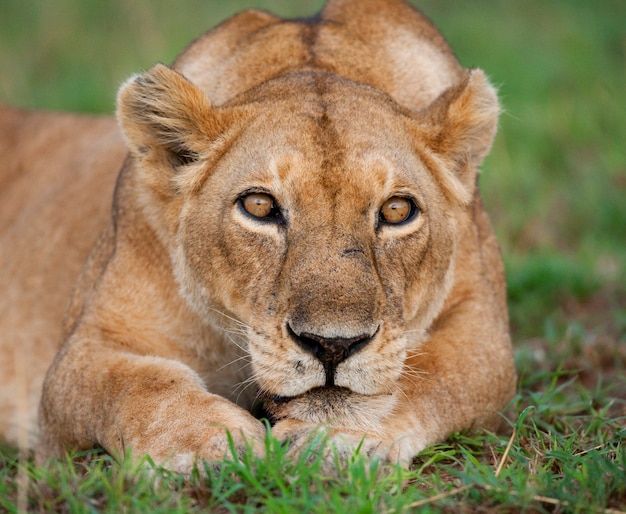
left=0, top=0, right=624, bottom=352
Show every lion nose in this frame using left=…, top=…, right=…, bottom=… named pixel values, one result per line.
left=287, top=324, right=375, bottom=386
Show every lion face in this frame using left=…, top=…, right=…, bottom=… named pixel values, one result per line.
left=117, top=65, right=498, bottom=428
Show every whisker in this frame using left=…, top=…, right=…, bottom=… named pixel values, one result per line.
left=223, top=332, right=249, bottom=354
left=394, top=383, right=412, bottom=404
left=402, top=328, right=426, bottom=335
left=219, top=327, right=249, bottom=340
left=398, top=364, right=430, bottom=390
left=207, top=306, right=252, bottom=332
left=399, top=368, right=429, bottom=382
left=215, top=353, right=252, bottom=373
left=233, top=375, right=260, bottom=404
left=232, top=373, right=258, bottom=392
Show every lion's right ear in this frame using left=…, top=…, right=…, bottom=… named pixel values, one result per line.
left=116, top=63, right=223, bottom=171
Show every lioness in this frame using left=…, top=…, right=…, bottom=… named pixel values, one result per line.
left=0, top=0, right=516, bottom=473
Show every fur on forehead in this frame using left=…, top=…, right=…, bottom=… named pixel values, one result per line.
left=117, top=63, right=498, bottom=208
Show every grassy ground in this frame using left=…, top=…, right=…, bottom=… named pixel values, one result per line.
left=1, top=0, right=624, bottom=512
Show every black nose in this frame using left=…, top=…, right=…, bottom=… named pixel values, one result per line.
left=287, top=324, right=375, bottom=386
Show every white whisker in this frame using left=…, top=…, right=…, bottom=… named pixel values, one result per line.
left=233, top=375, right=260, bottom=404
left=223, top=332, right=249, bottom=354
left=392, top=381, right=413, bottom=404
left=207, top=306, right=252, bottom=332
left=215, top=353, right=252, bottom=373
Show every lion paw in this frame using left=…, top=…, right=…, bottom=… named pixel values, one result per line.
left=127, top=410, right=266, bottom=474
left=271, top=419, right=408, bottom=471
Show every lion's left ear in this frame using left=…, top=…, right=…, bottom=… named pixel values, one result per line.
left=116, top=64, right=226, bottom=193
left=410, top=69, right=500, bottom=204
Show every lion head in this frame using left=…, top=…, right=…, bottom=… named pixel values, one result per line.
left=116, top=50, right=499, bottom=430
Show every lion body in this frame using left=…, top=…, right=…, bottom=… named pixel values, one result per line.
left=0, top=0, right=516, bottom=471
left=0, top=108, right=124, bottom=445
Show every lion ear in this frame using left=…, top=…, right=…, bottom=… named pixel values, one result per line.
left=116, top=63, right=223, bottom=170
left=412, top=69, right=500, bottom=204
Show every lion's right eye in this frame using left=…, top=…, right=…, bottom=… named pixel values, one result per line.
left=240, top=192, right=281, bottom=221
left=379, top=196, right=417, bottom=226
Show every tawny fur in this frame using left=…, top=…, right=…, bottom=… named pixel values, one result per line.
left=0, top=0, right=516, bottom=472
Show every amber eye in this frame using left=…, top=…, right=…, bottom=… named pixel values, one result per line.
left=379, top=196, right=416, bottom=225
left=240, top=192, right=281, bottom=220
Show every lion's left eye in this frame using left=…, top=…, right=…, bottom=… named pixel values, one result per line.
left=240, top=192, right=282, bottom=221
left=379, top=196, right=417, bottom=225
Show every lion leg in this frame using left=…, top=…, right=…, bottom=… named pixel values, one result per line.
left=380, top=302, right=517, bottom=465
left=38, top=340, right=265, bottom=473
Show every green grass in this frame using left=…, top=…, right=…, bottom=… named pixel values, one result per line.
left=1, top=0, right=624, bottom=512
left=2, top=392, right=624, bottom=513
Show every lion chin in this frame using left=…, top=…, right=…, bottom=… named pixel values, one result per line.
left=263, top=387, right=398, bottom=432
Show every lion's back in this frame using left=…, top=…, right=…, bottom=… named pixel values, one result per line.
left=0, top=106, right=125, bottom=445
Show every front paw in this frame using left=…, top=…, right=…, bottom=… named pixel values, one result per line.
left=271, top=419, right=402, bottom=468
left=124, top=403, right=267, bottom=474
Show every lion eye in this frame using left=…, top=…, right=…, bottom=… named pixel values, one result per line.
left=240, top=192, right=280, bottom=220
left=379, top=196, right=416, bottom=225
